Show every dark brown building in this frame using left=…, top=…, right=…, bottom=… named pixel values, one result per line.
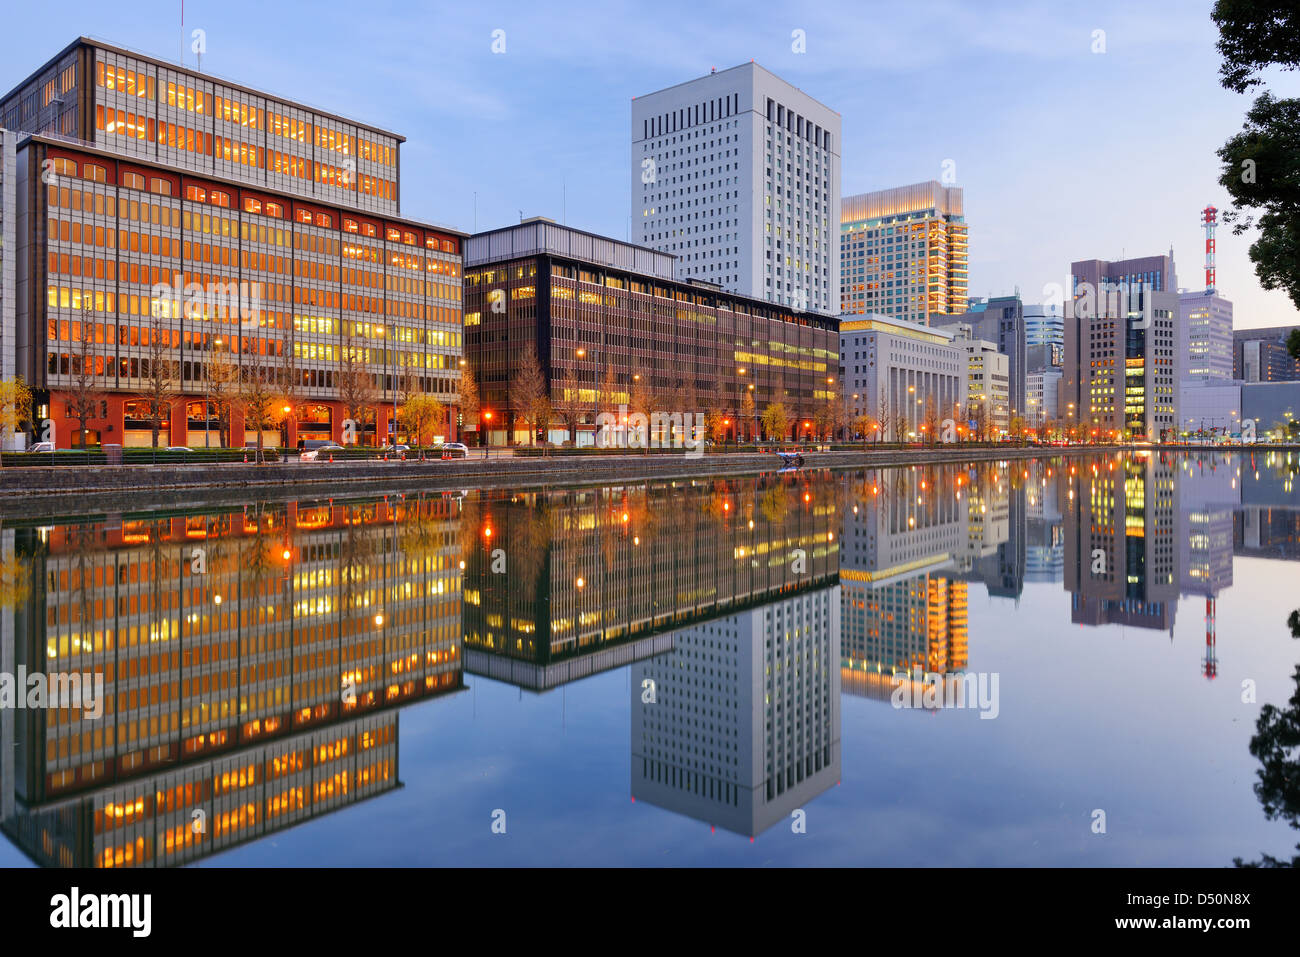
left=463, top=218, right=839, bottom=445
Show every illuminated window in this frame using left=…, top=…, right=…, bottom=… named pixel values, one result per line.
left=362, top=223, right=377, bottom=237
left=265, top=202, right=283, bottom=218
left=83, top=164, right=107, bottom=184
left=210, top=190, right=231, bottom=208
left=402, top=230, right=416, bottom=245
left=185, top=185, right=206, bottom=203
left=386, top=227, right=400, bottom=242
left=244, top=197, right=262, bottom=214
left=121, top=171, right=145, bottom=190
left=296, top=208, right=312, bottom=224
left=149, top=177, right=172, bottom=196
left=344, top=218, right=358, bottom=233
left=315, top=212, right=332, bottom=228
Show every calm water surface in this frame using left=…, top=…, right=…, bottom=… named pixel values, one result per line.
left=1, top=450, right=1298, bottom=867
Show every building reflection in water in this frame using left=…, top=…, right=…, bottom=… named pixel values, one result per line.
left=631, top=585, right=841, bottom=838
left=0, top=494, right=465, bottom=867
left=462, top=473, right=841, bottom=691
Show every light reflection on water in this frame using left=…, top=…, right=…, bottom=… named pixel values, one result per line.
left=0, top=450, right=1297, bottom=867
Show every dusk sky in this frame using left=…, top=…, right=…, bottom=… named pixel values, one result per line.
left=2, top=0, right=1297, bottom=328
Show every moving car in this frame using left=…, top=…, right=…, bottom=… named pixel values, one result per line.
left=166, top=446, right=193, bottom=452
left=300, top=444, right=344, bottom=462
left=440, top=442, right=469, bottom=458
left=381, top=444, right=411, bottom=459
left=26, top=441, right=55, bottom=453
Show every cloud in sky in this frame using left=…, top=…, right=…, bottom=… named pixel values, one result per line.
left=2, top=0, right=1297, bottom=326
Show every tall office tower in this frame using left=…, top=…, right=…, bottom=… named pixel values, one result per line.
left=0, top=129, right=14, bottom=389
left=631, top=63, right=841, bottom=314
left=1233, top=325, right=1300, bottom=382
left=1063, top=454, right=1179, bottom=633
left=631, top=587, right=842, bottom=837
left=0, top=38, right=464, bottom=450
left=1060, top=253, right=1180, bottom=440
left=1178, top=290, right=1233, bottom=381
left=1024, top=303, right=1064, bottom=351
left=840, top=181, right=968, bottom=323
left=932, top=293, right=1026, bottom=421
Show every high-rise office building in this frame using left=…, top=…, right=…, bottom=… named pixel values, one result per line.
left=931, top=293, right=1026, bottom=420
left=1233, top=325, right=1300, bottom=382
left=1178, top=290, right=1233, bottom=381
left=840, top=181, right=968, bottom=324
left=1060, top=253, right=1180, bottom=440
left=0, top=38, right=465, bottom=450
left=0, top=129, right=14, bottom=394
left=1024, top=303, right=1064, bottom=352
left=631, top=63, right=841, bottom=314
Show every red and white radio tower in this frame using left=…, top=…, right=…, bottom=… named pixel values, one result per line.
left=1201, top=205, right=1217, bottom=293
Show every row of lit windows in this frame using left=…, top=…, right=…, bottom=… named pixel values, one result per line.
left=97, top=61, right=397, bottom=167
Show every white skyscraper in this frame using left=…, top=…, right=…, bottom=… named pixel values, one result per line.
left=631, top=62, right=841, bottom=314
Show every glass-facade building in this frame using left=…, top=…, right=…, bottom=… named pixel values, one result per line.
left=463, top=219, right=838, bottom=444
left=0, top=39, right=465, bottom=449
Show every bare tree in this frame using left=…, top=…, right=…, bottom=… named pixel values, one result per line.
left=337, top=331, right=378, bottom=445
left=556, top=366, right=584, bottom=445
left=740, top=388, right=756, bottom=444
left=139, top=310, right=180, bottom=456
left=510, top=345, right=546, bottom=447
left=458, top=365, right=480, bottom=444
left=239, top=343, right=278, bottom=463
left=877, top=386, right=891, bottom=443
left=204, top=338, right=239, bottom=448
left=67, top=304, right=108, bottom=455
left=923, top=395, right=939, bottom=445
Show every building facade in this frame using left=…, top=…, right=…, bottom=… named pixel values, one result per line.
left=839, top=314, right=964, bottom=441
left=1024, top=302, right=1063, bottom=351
left=463, top=219, right=838, bottom=444
left=1060, top=254, right=1180, bottom=440
left=0, top=39, right=464, bottom=450
left=1233, top=325, right=1300, bottom=382
left=631, top=63, right=841, bottom=315
left=953, top=325, right=1010, bottom=437
left=840, top=182, right=968, bottom=324
left=1178, top=290, right=1233, bottom=381
left=931, top=293, right=1026, bottom=421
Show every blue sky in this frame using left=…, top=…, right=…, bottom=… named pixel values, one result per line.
left=2, top=0, right=1297, bottom=329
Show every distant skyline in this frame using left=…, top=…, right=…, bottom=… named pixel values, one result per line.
left=1, top=0, right=1297, bottom=328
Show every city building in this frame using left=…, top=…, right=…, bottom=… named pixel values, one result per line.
left=631, top=586, right=841, bottom=837
left=1026, top=368, right=1061, bottom=428
left=1060, top=253, right=1181, bottom=440
left=0, top=128, right=14, bottom=408
left=1233, top=326, right=1300, bottom=382
left=0, top=38, right=465, bottom=449
left=953, top=325, right=1010, bottom=437
left=631, top=62, right=841, bottom=314
left=931, top=293, right=1026, bottom=421
left=1178, top=290, right=1233, bottom=381
left=840, top=181, right=968, bottom=324
left=838, top=313, right=963, bottom=441
left=463, top=219, right=838, bottom=445
left=1024, top=302, right=1063, bottom=352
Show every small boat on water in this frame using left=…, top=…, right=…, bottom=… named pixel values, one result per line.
left=775, top=450, right=806, bottom=469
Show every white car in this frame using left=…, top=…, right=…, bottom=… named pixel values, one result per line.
left=27, top=441, right=55, bottom=453
left=301, top=444, right=344, bottom=462
left=439, top=442, right=469, bottom=458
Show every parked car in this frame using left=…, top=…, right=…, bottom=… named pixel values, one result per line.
left=440, top=442, right=469, bottom=458
left=381, top=444, right=411, bottom=459
left=166, top=446, right=193, bottom=452
left=26, top=441, right=55, bottom=453
left=301, top=444, right=344, bottom=462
